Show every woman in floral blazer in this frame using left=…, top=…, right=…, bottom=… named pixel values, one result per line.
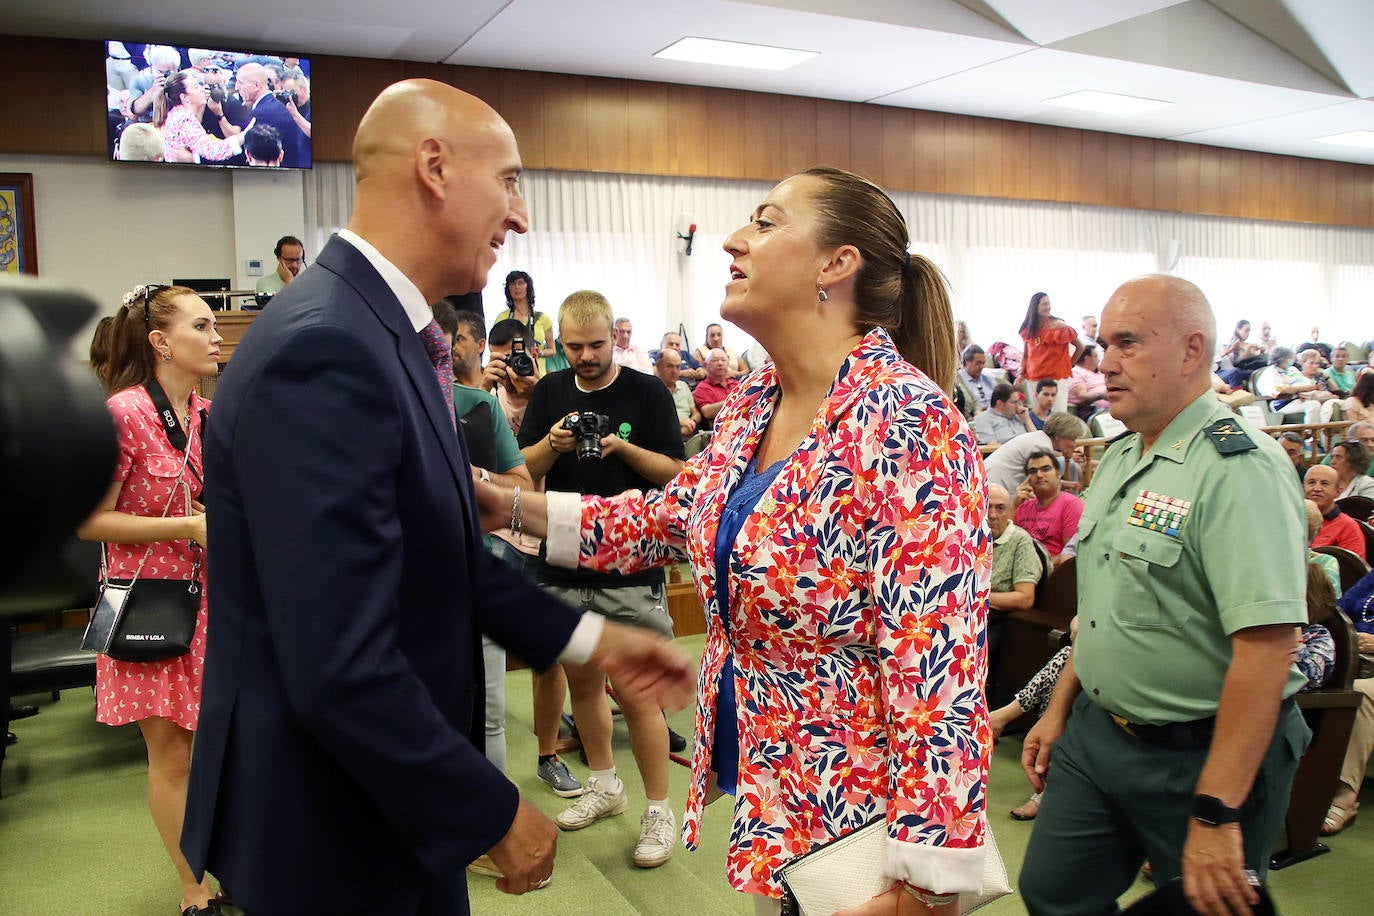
left=512, top=168, right=992, bottom=913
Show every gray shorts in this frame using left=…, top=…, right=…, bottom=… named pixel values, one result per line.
left=544, top=582, right=674, bottom=640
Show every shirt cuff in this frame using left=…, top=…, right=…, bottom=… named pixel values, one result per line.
left=560, top=612, right=604, bottom=666
left=544, top=491, right=582, bottom=568
left=885, top=835, right=988, bottom=895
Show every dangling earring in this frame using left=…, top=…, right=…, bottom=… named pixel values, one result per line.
left=817, top=284, right=828, bottom=303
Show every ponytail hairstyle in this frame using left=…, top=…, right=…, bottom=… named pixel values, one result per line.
left=153, top=69, right=197, bottom=129
left=99, top=284, right=198, bottom=394
left=88, top=316, right=115, bottom=387
left=800, top=166, right=957, bottom=392
left=1019, top=292, right=1050, bottom=338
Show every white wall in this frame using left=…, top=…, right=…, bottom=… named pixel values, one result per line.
left=0, top=153, right=303, bottom=348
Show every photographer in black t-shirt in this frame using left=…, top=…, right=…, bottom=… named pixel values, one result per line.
left=517, top=290, right=685, bottom=867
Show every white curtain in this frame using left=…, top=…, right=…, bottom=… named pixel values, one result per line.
left=305, top=162, right=1374, bottom=353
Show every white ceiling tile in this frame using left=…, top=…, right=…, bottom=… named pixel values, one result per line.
left=1174, top=99, right=1374, bottom=164
left=1275, top=0, right=1374, bottom=98
left=978, top=0, right=1190, bottom=45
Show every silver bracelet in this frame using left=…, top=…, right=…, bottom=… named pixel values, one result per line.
left=510, top=485, right=522, bottom=535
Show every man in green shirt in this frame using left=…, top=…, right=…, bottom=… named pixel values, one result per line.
left=1019, top=276, right=1310, bottom=916
left=254, top=235, right=305, bottom=296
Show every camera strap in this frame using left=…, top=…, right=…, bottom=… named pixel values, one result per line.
left=144, top=378, right=206, bottom=487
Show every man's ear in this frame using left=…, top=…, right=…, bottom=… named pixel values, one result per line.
left=415, top=138, right=446, bottom=201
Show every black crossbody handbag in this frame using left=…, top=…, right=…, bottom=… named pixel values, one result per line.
left=81, top=381, right=204, bottom=662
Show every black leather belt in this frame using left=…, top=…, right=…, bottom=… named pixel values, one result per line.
left=1108, top=698, right=1295, bottom=752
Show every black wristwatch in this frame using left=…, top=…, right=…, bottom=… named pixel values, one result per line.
left=1192, top=794, right=1243, bottom=826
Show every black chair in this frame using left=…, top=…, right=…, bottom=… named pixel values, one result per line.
left=1272, top=604, right=1364, bottom=869
left=1312, top=545, right=1371, bottom=594
left=1337, top=495, right=1374, bottom=524
left=1355, top=518, right=1374, bottom=566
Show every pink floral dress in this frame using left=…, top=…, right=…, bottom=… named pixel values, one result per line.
left=95, top=386, right=210, bottom=731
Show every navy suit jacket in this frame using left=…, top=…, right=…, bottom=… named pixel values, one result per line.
left=244, top=94, right=307, bottom=168
left=183, top=235, right=581, bottom=914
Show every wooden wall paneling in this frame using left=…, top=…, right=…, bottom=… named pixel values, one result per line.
left=742, top=91, right=785, bottom=181
left=1175, top=143, right=1201, bottom=213
left=498, top=70, right=547, bottom=170
left=1255, top=153, right=1280, bottom=221
left=1350, top=164, right=1374, bottom=228
left=1052, top=127, right=1083, bottom=203
left=0, top=36, right=102, bottom=155
left=1103, top=134, right=1135, bottom=209
left=1197, top=145, right=1223, bottom=216
left=1297, top=157, right=1326, bottom=223
left=312, top=55, right=408, bottom=161
left=543, top=74, right=590, bottom=171
left=1217, top=148, right=1243, bottom=218
left=706, top=89, right=747, bottom=179
left=881, top=106, right=917, bottom=192
left=625, top=81, right=670, bottom=175
left=776, top=95, right=819, bottom=178
left=814, top=99, right=852, bottom=171
left=944, top=114, right=976, bottom=196
left=1152, top=140, right=1180, bottom=213
left=585, top=78, right=630, bottom=174
left=444, top=65, right=505, bottom=107
left=1079, top=131, right=1109, bottom=206
left=1314, top=158, right=1340, bottom=225
left=1128, top=137, right=1156, bottom=212
left=848, top=104, right=886, bottom=185
left=911, top=110, right=948, bottom=195
left=1276, top=156, right=1302, bottom=223
left=1236, top=151, right=1264, bottom=221
left=1334, top=162, right=1358, bottom=226
left=667, top=84, right=712, bottom=175
left=1025, top=124, right=1058, bottom=202
left=972, top=118, right=1003, bottom=198
left=1000, top=120, right=1031, bottom=201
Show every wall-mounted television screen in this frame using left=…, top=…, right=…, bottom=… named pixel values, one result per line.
left=106, top=41, right=312, bottom=170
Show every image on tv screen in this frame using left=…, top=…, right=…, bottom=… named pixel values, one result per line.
left=106, top=41, right=312, bottom=170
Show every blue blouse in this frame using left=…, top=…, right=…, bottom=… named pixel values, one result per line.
left=710, top=452, right=785, bottom=794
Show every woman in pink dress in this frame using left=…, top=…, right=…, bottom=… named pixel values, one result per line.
left=79, top=284, right=224, bottom=916
left=155, top=69, right=245, bottom=164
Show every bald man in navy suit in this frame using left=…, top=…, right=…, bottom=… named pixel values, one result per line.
left=182, top=80, right=692, bottom=916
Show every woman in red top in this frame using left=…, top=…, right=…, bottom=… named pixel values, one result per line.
left=78, top=284, right=224, bottom=916
left=1018, top=291, right=1081, bottom=414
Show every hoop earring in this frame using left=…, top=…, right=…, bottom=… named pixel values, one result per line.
left=817, top=284, right=828, bottom=303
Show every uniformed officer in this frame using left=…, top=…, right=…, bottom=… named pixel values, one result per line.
left=1017, top=275, right=1310, bottom=916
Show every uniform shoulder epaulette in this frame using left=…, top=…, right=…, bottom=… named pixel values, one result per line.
left=1104, top=430, right=1134, bottom=449
left=1202, top=418, right=1257, bottom=456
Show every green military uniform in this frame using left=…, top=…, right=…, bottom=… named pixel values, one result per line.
left=1020, top=392, right=1312, bottom=915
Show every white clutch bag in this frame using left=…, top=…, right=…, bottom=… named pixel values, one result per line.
left=777, top=816, right=1011, bottom=915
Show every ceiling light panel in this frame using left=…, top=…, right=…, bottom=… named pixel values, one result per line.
left=1043, top=89, right=1171, bottom=116
left=654, top=36, right=817, bottom=71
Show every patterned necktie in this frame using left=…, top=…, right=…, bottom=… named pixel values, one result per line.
left=419, top=318, right=456, bottom=429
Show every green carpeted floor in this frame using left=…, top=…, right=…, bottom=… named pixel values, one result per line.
left=1, top=635, right=1367, bottom=914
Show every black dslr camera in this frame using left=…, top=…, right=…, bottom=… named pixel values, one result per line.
left=207, top=87, right=227, bottom=104
left=273, top=88, right=298, bottom=106
left=561, top=412, right=611, bottom=462
left=506, top=337, right=536, bottom=377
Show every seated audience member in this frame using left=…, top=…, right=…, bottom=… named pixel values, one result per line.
left=1210, top=371, right=1257, bottom=412
left=974, top=382, right=1033, bottom=446
left=956, top=319, right=973, bottom=355
left=1028, top=379, right=1057, bottom=430
left=1013, top=450, right=1083, bottom=563
left=243, top=124, right=284, bottom=166
left=740, top=341, right=770, bottom=373
left=1068, top=345, right=1108, bottom=416
left=1326, top=346, right=1357, bottom=397
left=985, top=483, right=1046, bottom=673
left=1306, top=464, right=1368, bottom=560
left=654, top=347, right=701, bottom=438
left=1278, top=431, right=1308, bottom=485
left=1079, top=314, right=1099, bottom=350
left=956, top=344, right=1000, bottom=417
left=984, top=412, right=1089, bottom=495
left=987, top=340, right=1022, bottom=378
left=1299, top=348, right=1342, bottom=422
left=692, top=348, right=739, bottom=427
left=1256, top=346, right=1327, bottom=425
left=692, top=323, right=745, bottom=378
left=1347, top=421, right=1374, bottom=474
left=651, top=331, right=704, bottom=381
left=255, top=236, right=305, bottom=296
left=1305, top=499, right=1343, bottom=598
left=1257, top=320, right=1279, bottom=356
left=1346, top=376, right=1374, bottom=427
left=483, top=317, right=541, bottom=436
left=1332, top=439, right=1374, bottom=500
left=1321, top=563, right=1374, bottom=836
left=116, top=122, right=165, bottom=161
left=611, top=317, right=652, bottom=373
left=1296, top=325, right=1333, bottom=363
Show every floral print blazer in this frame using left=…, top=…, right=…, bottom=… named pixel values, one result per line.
left=548, top=328, right=992, bottom=897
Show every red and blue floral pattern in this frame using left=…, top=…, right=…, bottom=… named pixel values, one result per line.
left=576, top=329, right=991, bottom=897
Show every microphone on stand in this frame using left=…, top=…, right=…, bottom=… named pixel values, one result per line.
left=677, top=223, right=697, bottom=256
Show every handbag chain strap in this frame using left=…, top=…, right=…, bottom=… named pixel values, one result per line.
left=102, top=425, right=201, bottom=593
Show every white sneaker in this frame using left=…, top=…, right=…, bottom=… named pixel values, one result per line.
left=633, top=807, right=676, bottom=868
left=555, top=776, right=628, bottom=830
